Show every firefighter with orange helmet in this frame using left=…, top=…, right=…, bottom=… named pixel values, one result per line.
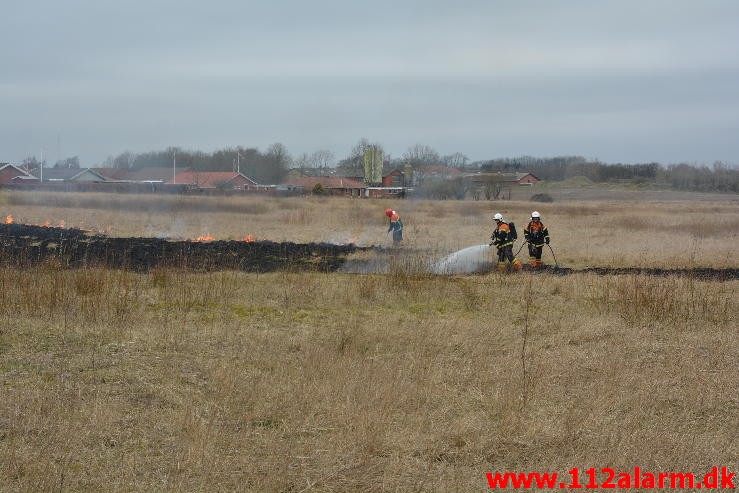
left=524, top=211, right=550, bottom=268
left=490, top=213, right=522, bottom=272
left=385, top=208, right=403, bottom=245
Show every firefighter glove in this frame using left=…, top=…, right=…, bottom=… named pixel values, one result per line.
left=545, top=237, right=550, bottom=244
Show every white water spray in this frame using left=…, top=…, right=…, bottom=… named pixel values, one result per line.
left=431, top=244, right=493, bottom=275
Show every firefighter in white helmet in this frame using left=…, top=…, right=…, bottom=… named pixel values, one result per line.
left=490, top=212, right=522, bottom=272
left=524, top=211, right=550, bottom=268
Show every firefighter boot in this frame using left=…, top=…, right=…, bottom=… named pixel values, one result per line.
left=513, top=259, right=523, bottom=271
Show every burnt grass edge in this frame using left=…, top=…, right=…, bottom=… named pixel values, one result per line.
left=0, top=224, right=736, bottom=280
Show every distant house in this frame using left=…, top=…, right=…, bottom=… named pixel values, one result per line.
left=10, top=175, right=40, bottom=184
left=90, top=167, right=129, bottom=181
left=287, top=167, right=364, bottom=181
left=514, top=172, right=539, bottom=185
left=468, top=171, right=539, bottom=187
left=381, top=169, right=406, bottom=187
left=0, top=163, right=37, bottom=184
left=62, top=166, right=260, bottom=190
left=289, top=166, right=410, bottom=188
left=30, top=168, right=108, bottom=182
left=170, top=171, right=259, bottom=190
left=124, top=167, right=183, bottom=183
left=281, top=176, right=367, bottom=197
left=288, top=167, right=334, bottom=179
left=416, top=166, right=463, bottom=182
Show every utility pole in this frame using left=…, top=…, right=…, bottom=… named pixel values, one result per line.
left=40, top=148, right=44, bottom=182
left=172, top=149, right=176, bottom=184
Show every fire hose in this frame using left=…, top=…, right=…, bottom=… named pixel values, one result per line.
left=512, top=241, right=559, bottom=268
left=491, top=241, right=528, bottom=259
left=514, top=241, right=527, bottom=257
left=547, top=243, right=559, bottom=268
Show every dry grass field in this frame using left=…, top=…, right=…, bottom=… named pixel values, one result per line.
left=0, top=190, right=737, bottom=492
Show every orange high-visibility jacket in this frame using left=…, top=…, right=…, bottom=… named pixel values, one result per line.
left=524, top=221, right=550, bottom=246
left=491, top=222, right=513, bottom=248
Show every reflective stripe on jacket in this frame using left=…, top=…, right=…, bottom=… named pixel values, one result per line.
left=524, top=221, right=549, bottom=246
left=492, top=222, right=514, bottom=248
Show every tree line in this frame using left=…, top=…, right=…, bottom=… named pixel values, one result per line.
left=482, top=155, right=739, bottom=193
left=20, top=139, right=738, bottom=193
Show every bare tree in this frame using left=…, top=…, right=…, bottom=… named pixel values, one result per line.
left=294, top=152, right=311, bottom=168
left=338, top=138, right=383, bottom=171
left=22, top=156, right=40, bottom=171
left=311, top=149, right=335, bottom=168
left=403, top=144, right=441, bottom=167
left=53, top=156, right=80, bottom=169
left=295, top=149, right=335, bottom=168
left=262, top=142, right=292, bottom=183
left=267, top=143, right=290, bottom=164
left=112, top=151, right=135, bottom=169
left=350, top=138, right=372, bottom=160
left=484, top=182, right=502, bottom=200
left=443, top=152, right=469, bottom=168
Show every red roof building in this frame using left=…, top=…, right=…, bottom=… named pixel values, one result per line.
left=125, top=167, right=182, bottom=182
left=416, top=166, right=463, bottom=181
left=514, top=172, right=539, bottom=185
left=170, top=171, right=258, bottom=189
left=0, top=164, right=36, bottom=185
left=381, top=169, right=406, bottom=187
left=282, top=176, right=367, bottom=196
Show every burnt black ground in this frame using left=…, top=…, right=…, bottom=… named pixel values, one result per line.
left=0, top=223, right=374, bottom=273
left=528, top=264, right=739, bottom=281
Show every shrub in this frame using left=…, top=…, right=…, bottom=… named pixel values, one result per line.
left=530, top=193, right=554, bottom=202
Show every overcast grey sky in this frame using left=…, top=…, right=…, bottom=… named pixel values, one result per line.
left=2, top=0, right=739, bottom=166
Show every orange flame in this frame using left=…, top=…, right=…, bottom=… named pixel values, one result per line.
left=239, top=234, right=255, bottom=242
left=16, top=218, right=112, bottom=233
left=4, top=215, right=13, bottom=224
left=191, top=234, right=215, bottom=242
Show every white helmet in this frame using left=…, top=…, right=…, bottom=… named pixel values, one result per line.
left=493, top=212, right=503, bottom=221
left=531, top=211, right=541, bottom=218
